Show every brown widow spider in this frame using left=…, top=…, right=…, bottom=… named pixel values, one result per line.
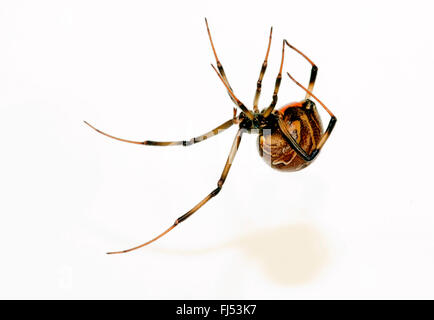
left=85, top=19, right=337, bottom=254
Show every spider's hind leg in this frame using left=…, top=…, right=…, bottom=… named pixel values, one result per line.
left=277, top=72, right=336, bottom=162
left=107, top=129, right=245, bottom=254
left=284, top=40, right=318, bottom=100
left=84, top=119, right=234, bottom=147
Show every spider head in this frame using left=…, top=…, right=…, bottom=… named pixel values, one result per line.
left=238, top=111, right=277, bottom=133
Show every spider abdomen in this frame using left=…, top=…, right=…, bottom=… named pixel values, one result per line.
left=257, top=101, right=324, bottom=171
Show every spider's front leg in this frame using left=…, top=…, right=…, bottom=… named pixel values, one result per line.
left=253, top=26, right=273, bottom=112
left=107, top=129, right=244, bottom=254
left=263, top=40, right=285, bottom=118
left=205, top=18, right=238, bottom=117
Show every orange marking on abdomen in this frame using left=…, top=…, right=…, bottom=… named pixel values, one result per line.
left=278, top=102, right=303, bottom=114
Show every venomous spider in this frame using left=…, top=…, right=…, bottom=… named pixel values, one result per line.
left=85, top=19, right=337, bottom=254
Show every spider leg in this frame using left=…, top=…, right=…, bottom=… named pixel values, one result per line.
left=84, top=119, right=234, bottom=146
left=211, top=65, right=254, bottom=120
left=107, top=129, right=244, bottom=254
left=277, top=72, right=336, bottom=162
left=263, top=40, right=285, bottom=118
left=284, top=40, right=318, bottom=100
left=205, top=18, right=238, bottom=117
left=253, top=27, right=273, bottom=112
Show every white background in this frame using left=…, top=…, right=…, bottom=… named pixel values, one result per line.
left=1, top=0, right=433, bottom=299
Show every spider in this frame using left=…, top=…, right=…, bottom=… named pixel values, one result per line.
left=85, top=19, right=337, bottom=254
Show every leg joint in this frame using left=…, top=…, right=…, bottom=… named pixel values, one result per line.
left=306, top=149, right=319, bottom=162
left=183, top=137, right=199, bottom=146
left=327, top=116, right=337, bottom=132
left=217, top=178, right=224, bottom=188
left=211, top=186, right=221, bottom=197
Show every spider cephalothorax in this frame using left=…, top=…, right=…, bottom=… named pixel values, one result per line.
left=85, top=19, right=336, bottom=254
left=238, top=112, right=274, bottom=131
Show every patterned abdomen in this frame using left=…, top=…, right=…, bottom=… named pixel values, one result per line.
left=257, top=103, right=324, bottom=171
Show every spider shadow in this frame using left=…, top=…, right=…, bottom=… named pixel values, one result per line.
left=159, top=223, right=328, bottom=286
left=234, top=223, right=328, bottom=286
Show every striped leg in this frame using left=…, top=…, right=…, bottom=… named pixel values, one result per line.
left=253, top=27, right=273, bottom=112
left=277, top=72, right=336, bottom=162
left=262, top=40, right=285, bottom=118
left=107, top=129, right=244, bottom=254
left=205, top=18, right=238, bottom=117
left=284, top=40, right=318, bottom=100
left=84, top=119, right=234, bottom=146
left=211, top=65, right=254, bottom=120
